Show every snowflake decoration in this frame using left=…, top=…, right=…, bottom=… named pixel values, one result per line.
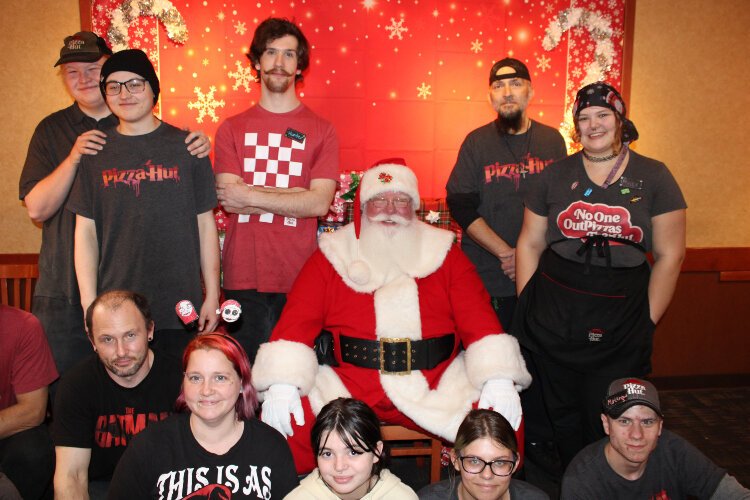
left=234, top=21, right=247, bottom=35
left=202, top=58, right=209, bottom=67
left=385, top=17, right=409, bottom=40
left=134, top=26, right=145, bottom=38
left=187, top=86, right=226, bottom=123
left=610, top=67, right=620, bottom=79
left=573, top=26, right=585, bottom=36
left=228, top=60, right=255, bottom=92
left=536, top=54, right=551, bottom=72
left=362, top=0, right=376, bottom=10
left=132, top=39, right=142, bottom=48
left=425, top=211, right=440, bottom=224
left=470, top=39, right=483, bottom=54
left=217, top=11, right=225, bottom=21
left=545, top=4, right=555, bottom=14
left=571, top=67, right=582, bottom=78
left=416, top=82, right=431, bottom=99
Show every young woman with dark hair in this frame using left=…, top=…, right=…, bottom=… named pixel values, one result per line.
left=285, top=398, right=417, bottom=499
left=418, top=410, right=548, bottom=500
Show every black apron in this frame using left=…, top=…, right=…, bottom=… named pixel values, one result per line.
left=513, top=243, right=655, bottom=376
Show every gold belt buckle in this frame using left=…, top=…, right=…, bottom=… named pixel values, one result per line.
left=379, top=337, right=411, bottom=375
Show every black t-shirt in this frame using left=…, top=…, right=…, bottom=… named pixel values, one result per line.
left=51, top=349, right=182, bottom=480
left=446, top=120, right=566, bottom=296
left=19, top=103, right=118, bottom=303
left=561, top=430, right=726, bottom=499
left=67, top=122, right=217, bottom=330
left=108, top=413, right=299, bottom=499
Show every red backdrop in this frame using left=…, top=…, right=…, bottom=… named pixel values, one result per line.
left=88, top=0, right=630, bottom=198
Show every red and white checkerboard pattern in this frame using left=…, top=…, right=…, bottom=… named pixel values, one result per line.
left=239, top=132, right=306, bottom=225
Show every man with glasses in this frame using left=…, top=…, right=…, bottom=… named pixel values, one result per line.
left=561, top=378, right=750, bottom=499
left=68, top=49, right=220, bottom=358
left=52, top=290, right=181, bottom=499
left=214, top=17, right=339, bottom=362
left=19, top=32, right=210, bottom=379
left=252, top=160, right=530, bottom=474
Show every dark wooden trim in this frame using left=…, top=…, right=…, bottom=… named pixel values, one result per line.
left=682, top=247, right=750, bottom=272
left=0, top=254, right=39, bottom=265
left=650, top=374, right=750, bottom=390
left=621, top=0, right=636, bottom=105
left=79, top=0, right=92, bottom=31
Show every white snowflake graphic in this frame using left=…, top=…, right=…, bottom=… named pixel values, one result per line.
left=571, top=67, right=582, bottom=79
left=573, top=26, right=585, bottom=37
left=228, top=60, right=255, bottom=92
left=536, top=54, right=551, bottom=72
left=134, top=26, right=145, bottom=38
left=470, top=39, right=483, bottom=54
left=385, top=17, right=409, bottom=40
left=416, top=82, right=431, bottom=99
left=132, top=39, right=142, bottom=48
left=217, top=11, right=225, bottom=21
left=545, top=4, right=555, bottom=14
left=610, top=67, right=621, bottom=79
left=202, top=58, right=209, bottom=67
left=148, top=49, right=159, bottom=64
left=234, top=21, right=247, bottom=36
left=187, top=86, right=226, bottom=123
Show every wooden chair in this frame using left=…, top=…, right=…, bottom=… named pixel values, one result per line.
left=0, top=264, right=39, bottom=312
left=381, top=424, right=443, bottom=483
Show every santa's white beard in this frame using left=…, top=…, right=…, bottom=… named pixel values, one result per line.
left=358, top=214, right=420, bottom=279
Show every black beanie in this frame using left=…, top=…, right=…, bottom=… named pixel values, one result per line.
left=100, top=49, right=160, bottom=105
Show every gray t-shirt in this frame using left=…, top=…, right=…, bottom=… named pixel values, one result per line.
left=418, top=477, right=549, bottom=499
left=525, top=150, right=686, bottom=268
left=67, top=122, right=217, bottom=330
left=561, top=430, right=725, bottom=499
left=447, top=120, right=566, bottom=296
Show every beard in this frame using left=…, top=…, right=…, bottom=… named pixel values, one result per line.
left=103, top=350, right=148, bottom=379
left=262, top=69, right=295, bottom=93
left=497, top=107, right=525, bottom=134
left=358, top=214, right=419, bottom=278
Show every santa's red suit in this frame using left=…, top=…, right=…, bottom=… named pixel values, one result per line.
left=252, top=213, right=531, bottom=473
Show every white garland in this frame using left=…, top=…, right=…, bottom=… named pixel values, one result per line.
left=543, top=7, right=614, bottom=85
left=107, top=0, right=188, bottom=51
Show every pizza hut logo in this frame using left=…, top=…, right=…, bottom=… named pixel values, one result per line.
left=588, top=328, right=604, bottom=342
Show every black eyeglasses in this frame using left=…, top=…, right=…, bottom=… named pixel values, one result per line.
left=103, top=78, right=147, bottom=96
left=457, top=455, right=516, bottom=477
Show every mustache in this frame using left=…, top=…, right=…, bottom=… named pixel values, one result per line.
left=368, top=213, right=411, bottom=225
left=266, top=68, right=294, bottom=76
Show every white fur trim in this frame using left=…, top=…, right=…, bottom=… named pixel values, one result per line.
left=308, top=365, right=352, bottom=415
left=374, top=275, right=422, bottom=340
left=359, top=164, right=420, bottom=207
left=319, top=221, right=454, bottom=293
left=380, top=353, right=479, bottom=442
left=464, top=334, right=532, bottom=391
left=252, top=340, right=319, bottom=395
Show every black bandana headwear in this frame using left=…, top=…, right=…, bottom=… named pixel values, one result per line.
left=573, top=82, right=639, bottom=143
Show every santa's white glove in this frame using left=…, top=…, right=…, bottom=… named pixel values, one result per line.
left=261, top=383, right=305, bottom=437
left=478, top=378, right=522, bottom=431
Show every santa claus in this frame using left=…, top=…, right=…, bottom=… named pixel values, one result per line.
left=252, top=159, right=531, bottom=473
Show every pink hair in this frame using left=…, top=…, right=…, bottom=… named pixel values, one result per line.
left=175, top=334, right=258, bottom=420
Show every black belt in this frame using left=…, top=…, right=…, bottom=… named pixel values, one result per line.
left=339, top=334, right=455, bottom=375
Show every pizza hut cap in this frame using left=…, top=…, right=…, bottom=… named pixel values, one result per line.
left=55, top=31, right=113, bottom=67
left=603, top=377, right=663, bottom=418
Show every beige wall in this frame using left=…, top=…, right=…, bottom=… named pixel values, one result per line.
left=630, top=0, right=750, bottom=247
left=1, top=0, right=80, bottom=252
left=1, top=1, right=749, bottom=252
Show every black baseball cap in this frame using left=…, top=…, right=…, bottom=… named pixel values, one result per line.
left=55, top=31, right=113, bottom=67
left=603, top=378, right=663, bottom=418
left=489, top=57, right=531, bottom=84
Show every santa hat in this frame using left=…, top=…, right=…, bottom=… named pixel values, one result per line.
left=347, top=158, right=420, bottom=284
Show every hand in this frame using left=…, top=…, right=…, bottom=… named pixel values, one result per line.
left=69, top=130, right=107, bottom=166
left=498, top=248, right=516, bottom=281
left=478, top=378, right=522, bottom=430
left=216, top=181, right=259, bottom=214
left=198, top=297, right=220, bottom=333
left=185, top=130, right=211, bottom=158
left=261, top=383, right=305, bottom=437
